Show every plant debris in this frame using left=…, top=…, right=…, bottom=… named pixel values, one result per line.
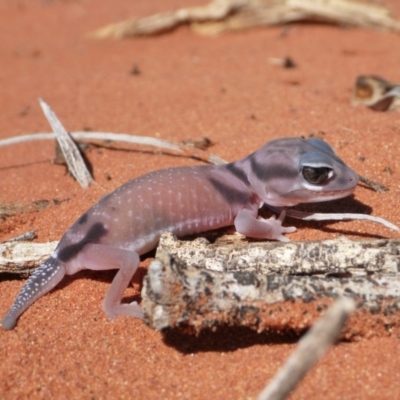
left=90, top=0, right=400, bottom=39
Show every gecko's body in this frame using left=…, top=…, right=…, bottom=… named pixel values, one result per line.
left=2, top=138, right=358, bottom=330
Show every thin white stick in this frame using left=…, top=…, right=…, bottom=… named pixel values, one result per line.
left=0, top=132, right=227, bottom=165
left=267, top=206, right=399, bottom=231
left=300, top=212, right=399, bottom=231
left=257, top=297, right=355, bottom=400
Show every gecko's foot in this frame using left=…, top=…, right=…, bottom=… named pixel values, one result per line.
left=267, top=211, right=297, bottom=242
left=129, top=301, right=144, bottom=319
left=105, top=301, right=144, bottom=320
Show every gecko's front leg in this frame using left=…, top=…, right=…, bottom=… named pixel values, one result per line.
left=234, top=209, right=296, bottom=242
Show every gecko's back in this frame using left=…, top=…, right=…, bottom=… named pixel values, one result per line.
left=58, top=164, right=253, bottom=261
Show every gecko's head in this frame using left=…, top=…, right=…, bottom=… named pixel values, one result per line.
left=247, top=137, right=358, bottom=207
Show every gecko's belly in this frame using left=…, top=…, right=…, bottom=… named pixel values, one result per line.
left=123, top=212, right=234, bottom=255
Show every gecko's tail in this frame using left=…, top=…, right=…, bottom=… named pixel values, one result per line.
left=2, top=257, right=65, bottom=330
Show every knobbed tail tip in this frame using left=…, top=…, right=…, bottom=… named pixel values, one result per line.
left=2, top=314, right=17, bottom=331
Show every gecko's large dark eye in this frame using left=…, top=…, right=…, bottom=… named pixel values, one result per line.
left=302, top=166, right=331, bottom=184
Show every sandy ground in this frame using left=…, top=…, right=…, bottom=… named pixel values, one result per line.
left=1, top=0, right=400, bottom=399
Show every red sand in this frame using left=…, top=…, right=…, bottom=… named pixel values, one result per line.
left=1, top=1, right=400, bottom=398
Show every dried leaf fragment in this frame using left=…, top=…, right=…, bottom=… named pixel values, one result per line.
left=352, top=75, right=400, bottom=111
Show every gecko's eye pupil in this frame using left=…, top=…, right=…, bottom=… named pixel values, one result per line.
left=302, top=166, right=331, bottom=184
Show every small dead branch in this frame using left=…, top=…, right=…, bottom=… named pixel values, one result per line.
left=257, top=297, right=355, bottom=400
left=90, top=0, right=400, bottom=39
left=352, top=75, right=400, bottom=111
left=39, top=99, right=94, bottom=188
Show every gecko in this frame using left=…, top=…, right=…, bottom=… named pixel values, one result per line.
left=2, top=137, right=358, bottom=330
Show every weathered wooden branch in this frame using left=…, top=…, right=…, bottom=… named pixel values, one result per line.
left=2, top=231, right=399, bottom=276
left=141, top=233, right=400, bottom=336
left=90, top=0, right=400, bottom=39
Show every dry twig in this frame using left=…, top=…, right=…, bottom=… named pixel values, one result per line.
left=257, top=297, right=355, bottom=400
left=0, top=241, right=57, bottom=274
left=0, top=200, right=60, bottom=219
left=0, top=131, right=227, bottom=166
left=358, top=174, right=389, bottom=193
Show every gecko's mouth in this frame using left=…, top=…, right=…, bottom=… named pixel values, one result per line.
left=301, top=187, right=356, bottom=202
left=264, top=185, right=356, bottom=207
left=306, top=188, right=355, bottom=196
left=273, top=186, right=357, bottom=206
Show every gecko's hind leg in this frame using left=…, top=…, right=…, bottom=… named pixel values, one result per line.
left=75, top=244, right=143, bottom=320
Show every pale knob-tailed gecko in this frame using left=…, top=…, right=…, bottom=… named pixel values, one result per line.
left=2, top=137, right=359, bottom=330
